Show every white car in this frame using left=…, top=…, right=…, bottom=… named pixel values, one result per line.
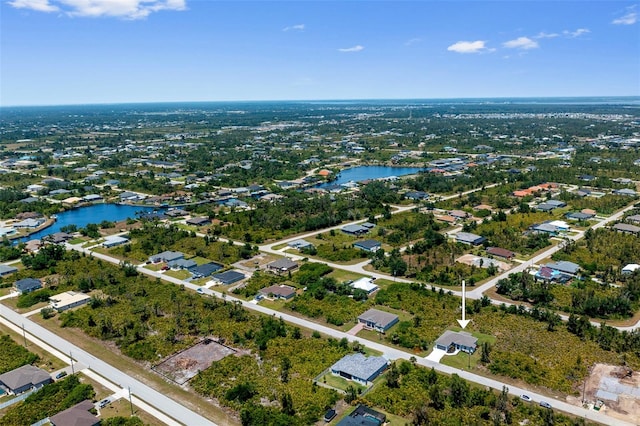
left=520, top=394, right=532, bottom=402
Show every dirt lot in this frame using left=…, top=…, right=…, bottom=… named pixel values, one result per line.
left=456, top=254, right=511, bottom=272
left=153, top=338, right=237, bottom=384
left=579, top=363, right=640, bottom=425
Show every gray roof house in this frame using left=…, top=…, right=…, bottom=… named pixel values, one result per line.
left=168, top=258, right=198, bottom=270
left=330, top=353, right=389, bottom=386
left=212, top=270, right=245, bottom=285
left=455, top=232, right=485, bottom=245
left=50, top=400, right=99, bottom=426
left=613, top=223, right=640, bottom=235
left=0, top=364, right=52, bottom=394
left=545, top=261, right=580, bottom=275
left=287, top=239, right=314, bottom=250
left=614, top=188, right=637, bottom=196
left=530, top=223, right=560, bottom=235
left=353, top=239, right=382, bottom=252
left=357, top=308, right=399, bottom=333
left=341, top=224, right=369, bottom=236
left=191, top=262, right=223, bottom=278
left=626, top=214, right=640, bottom=224
left=259, top=284, right=296, bottom=300
left=267, top=258, right=299, bottom=273
left=0, top=264, right=18, bottom=277
left=186, top=217, right=210, bottom=226
left=14, top=278, right=42, bottom=294
left=435, top=330, right=478, bottom=354
left=337, top=405, right=386, bottom=426
left=149, top=251, right=184, bottom=263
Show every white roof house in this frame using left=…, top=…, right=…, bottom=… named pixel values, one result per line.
left=350, top=278, right=379, bottom=294
left=622, top=264, right=640, bottom=274
left=49, top=291, right=91, bottom=312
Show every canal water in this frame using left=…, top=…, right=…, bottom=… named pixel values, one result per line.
left=21, top=203, right=157, bottom=241
left=317, top=165, right=423, bottom=188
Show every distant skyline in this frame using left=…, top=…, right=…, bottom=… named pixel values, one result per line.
left=1, top=1, right=639, bottom=106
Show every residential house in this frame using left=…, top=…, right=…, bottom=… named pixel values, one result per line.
left=102, top=235, right=129, bottom=248
left=50, top=400, right=99, bottom=426
left=45, top=232, right=73, bottom=244
left=405, top=191, right=429, bottom=200
left=535, top=266, right=572, bottom=283
left=357, top=308, right=399, bottom=333
left=455, top=232, right=485, bottom=246
left=565, top=212, right=594, bottom=221
left=50, top=291, right=91, bottom=312
left=83, top=194, right=103, bottom=202
left=626, top=214, right=640, bottom=224
left=165, top=209, right=188, bottom=218
left=190, top=262, right=223, bottom=278
left=486, top=247, right=515, bottom=260
left=535, top=203, right=557, bottom=212
left=613, top=223, right=640, bottom=235
left=336, top=405, right=386, bottom=426
left=14, top=278, right=42, bottom=294
left=449, top=210, right=469, bottom=220
left=0, top=364, right=52, bottom=394
left=186, top=217, right=210, bottom=226
left=211, top=270, right=245, bottom=285
left=341, top=224, right=369, bottom=236
left=149, top=251, right=184, bottom=264
left=0, top=264, right=18, bottom=277
left=530, top=222, right=561, bottom=235
left=545, top=261, right=580, bottom=276
left=168, top=258, right=198, bottom=270
left=259, top=284, right=296, bottom=300
left=434, top=330, right=478, bottom=354
left=614, top=188, right=637, bottom=196
left=266, top=258, right=299, bottom=273
left=353, top=239, right=382, bottom=253
left=622, top=264, right=640, bottom=275
left=287, top=239, right=314, bottom=251
left=13, top=218, right=44, bottom=228
left=330, top=353, right=389, bottom=386
left=349, top=278, right=379, bottom=295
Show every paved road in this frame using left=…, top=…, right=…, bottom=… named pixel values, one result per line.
left=67, top=243, right=631, bottom=425
left=0, top=304, right=216, bottom=426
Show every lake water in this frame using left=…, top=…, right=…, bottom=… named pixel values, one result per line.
left=318, top=165, right=424, bottom=188
left=22, top=203, right=157, bottom=241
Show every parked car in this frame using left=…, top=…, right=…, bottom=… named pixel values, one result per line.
left=55, top=371, right=67, bottom=379
left=539, top=401, right=552, bottom=409
left=520, top=394, right=531, bottom=402
left=196, top=287, right=204, bottom=293
left=98, top=399, right=110, bottom=408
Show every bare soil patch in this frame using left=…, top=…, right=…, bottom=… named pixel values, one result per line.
left=580, top=363, right=640, bottom=425
left=152, top=338, right=237, bottom=385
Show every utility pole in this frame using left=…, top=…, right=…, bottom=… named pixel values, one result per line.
left=70, top=351, right=75, bottom=375
left=128, top=386, right=134, bottom=416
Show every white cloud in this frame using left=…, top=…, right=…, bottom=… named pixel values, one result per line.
left=283, top=24, right=305, bottom=32
left=7, top=0, right=187, bottom=19
left=338, top=45, right=364, bottom=53
left=404, top=38, right=422, bottom=46
left=502, top=36, right=539, bottom=50
left=563, top=28, right=590, bottom=38
left=534, top=32, right=559, bottom=39
left=8, top=0, right=59, bottom=12
left=447, top=40, right=493, bottom=54
left=612, top=10, right=637, bottom=25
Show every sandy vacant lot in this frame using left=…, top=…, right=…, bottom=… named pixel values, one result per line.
left=579, top=363, right=640, bottom=425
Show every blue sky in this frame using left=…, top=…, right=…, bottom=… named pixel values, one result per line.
left=1, top=1, right=638, bottom=106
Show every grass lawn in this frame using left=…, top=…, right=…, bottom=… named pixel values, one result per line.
left=327, top=269, right=364, bottom=283
left=68, top=237, right=85, bottom=244
left=143, top=263, right=165, bottom=272
left=164, top=269, right=192, bottom=280
left=318, top=371, right=367, bottom=393
left=189, top=256, right=211, bottom=265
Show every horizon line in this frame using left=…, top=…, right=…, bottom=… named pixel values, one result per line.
left=2, top=95, right=640, bottom=108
